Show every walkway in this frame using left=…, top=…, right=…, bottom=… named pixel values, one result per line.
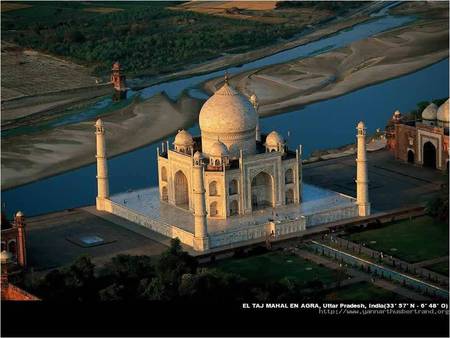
left=295, top=248, right=430, bottom=301
left=308, top=240, right=448, bottom=300
left=324, top=236, right=449, bottom=286
left=413, top=256, right=449, bottom=268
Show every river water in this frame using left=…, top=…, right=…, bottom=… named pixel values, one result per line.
left=1, top=9, right=449, bottom=217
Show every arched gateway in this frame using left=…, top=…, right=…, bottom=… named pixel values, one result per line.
left=251, top=172, right=274, bottom=211
left=174, top=171, right=189, bottom=209
left=423, top=141, right=437, bottom=169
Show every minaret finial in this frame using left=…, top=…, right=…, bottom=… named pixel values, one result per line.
left=224, top=71, right=229, bottom=84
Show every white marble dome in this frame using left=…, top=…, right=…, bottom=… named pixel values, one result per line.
left=199, top=82, right=258, bottom=157
left=422, top=103, right=438, bottom=121
left=199, top=83, right=257, bottom=134
left=265, top=131, right=284, bottom=147
left=437, top=99, right=449, bottom=123
left=209, top=140, right=229, bottom=157
left=193, top=151, right=204, bottom=161
left=173, top=129, right=194, bottom=146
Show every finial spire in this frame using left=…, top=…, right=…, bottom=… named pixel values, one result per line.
left=224, top=71, right=229, bottom=84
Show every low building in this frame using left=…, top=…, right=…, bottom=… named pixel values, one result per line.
left=1, top=211, right=27, bottom=268
left=1, top=251, right=39, bottom=301
left=386, top=99, right=449, bottom=171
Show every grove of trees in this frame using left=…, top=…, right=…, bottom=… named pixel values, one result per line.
left=27, top=239, right=325, bottom=302
left=2, top=2, right=314, bottom=77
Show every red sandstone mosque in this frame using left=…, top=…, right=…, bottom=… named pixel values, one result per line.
left=1, top=211, right=38, bottom=301
left=386, top=99, right=449, bottom=171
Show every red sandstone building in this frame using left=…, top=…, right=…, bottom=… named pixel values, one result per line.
left=1, top=211, right=38, bottom=300
left=1, top=211, right=27, bottom=268
left=111, top=61, right=126, bottom=92
left=386, top=99, right=449, bottom=171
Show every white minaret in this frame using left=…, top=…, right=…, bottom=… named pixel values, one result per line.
left=95, top=119, right=109, bottom=210
left=356, top=121, right=370, bottom=216
left=192, top=151, right=209, bottom=251
left=250, top=94, right=261, bottom=142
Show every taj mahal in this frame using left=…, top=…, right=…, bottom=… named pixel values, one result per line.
left=94, top=76, right=370, bottom=252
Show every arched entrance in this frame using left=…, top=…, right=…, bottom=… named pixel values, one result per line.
left=161, top=167, right=167, bottom=181
left=285, top=189, right=294, bottom=204
left=251, top=172, right=273, bottom=211
left=161, top=186, right=168, bottom=202
left=285, top=169, right=293, bottom=184
left=230, top=200, right=238, bottom=216
left=210, top=201, right=218, bottom=217
left=209, top=181, right=218, bottom=196
left=229, top=180, right=238, bottom=195
left=174, top=171, right=189, bottom=209
left=407, top=150, right=414, bottom=164
left=423, top=141, right=436, bottom=169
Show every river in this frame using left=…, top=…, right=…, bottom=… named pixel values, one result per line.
left=1, top=8, right=449, bottom=217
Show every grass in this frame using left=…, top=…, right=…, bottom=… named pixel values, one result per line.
left=343, top=216, right=449, bottom=263
left=214, top=251, right=338, bottom=285
left=323, top=282, right=410, bottom=302
left=426, top=260, right=449, bottom=276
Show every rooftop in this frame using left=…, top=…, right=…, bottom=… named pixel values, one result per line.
left=110, top=184, right=355, bottom=235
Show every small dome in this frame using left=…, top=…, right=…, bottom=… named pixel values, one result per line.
left=15, top=211, right=24, bottom=217
left=437, top=99, right=449, bottom=123
left=199, top=83, right=257, bottom=134
left=357, top=121, right=366, bottom=129
left=193, top=151, right=204, bottom=161
left=209, top=140, right=229, bottom=157
left=422, top=103, right=438, bottom=121
left=95, top=119, right=104, bottom=127
left=173, top=129, right=194, bottom=146
left=0, top=250, right=12, bottom=264
left=265, top=131, right=284, bottom=147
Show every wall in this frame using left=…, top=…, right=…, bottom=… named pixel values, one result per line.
left=304, top=204, right=359, bottom=227
left=104, top=198, right=358, bottom=251
left=103, top=199, right=194, bottom=247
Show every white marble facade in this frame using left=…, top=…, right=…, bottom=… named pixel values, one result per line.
left=96, top=77, right=370, bottom=252
left=157, top=80, right=301, bottom=222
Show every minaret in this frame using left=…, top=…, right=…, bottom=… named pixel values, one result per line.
left=14, top=211, right=27, bottom=268
left=192, top=151, right=209, bottom=251
left=356, top=121, right=370, bottom=216
left=95, top=119, right=110, bottom=210
left=250, top=94, right=261, bottom=142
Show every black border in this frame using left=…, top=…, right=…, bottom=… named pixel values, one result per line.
left=2, top=301, right=449, bottom=337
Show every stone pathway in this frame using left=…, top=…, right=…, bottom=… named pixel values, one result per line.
left=295, top=249, right=430, bottom=301
left=325, top=236, right=449, bottom=286
left=413, top=256, right=449, bottom=268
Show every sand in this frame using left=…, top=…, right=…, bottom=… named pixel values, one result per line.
left=203, top=5, right=449, bottom=117
left=2, top=2, right=447, bottom=190
left=1, top=93, right=201, bottom=190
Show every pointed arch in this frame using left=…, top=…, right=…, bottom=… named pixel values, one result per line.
left=174, top=170, right=189, bottom=209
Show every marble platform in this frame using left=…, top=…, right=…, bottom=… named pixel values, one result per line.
left=110, top=184, right=356, bottom=235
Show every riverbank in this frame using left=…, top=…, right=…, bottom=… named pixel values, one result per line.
left=1, top=2, right=448, bottom=191
left=204, top=2, right=449, bottom=117
left=1, top=92, right=201, bottom=190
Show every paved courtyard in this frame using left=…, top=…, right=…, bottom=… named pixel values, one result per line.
left=26, top=209, right=167, bottom=271
left=110, top=183, right=356, bottom=234
left=303, top=149, right=447, bottom=211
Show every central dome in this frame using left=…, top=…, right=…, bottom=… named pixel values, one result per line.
left=199, top=82, right=258, bottom=157
left=199, top=83, right=257, bottom=134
